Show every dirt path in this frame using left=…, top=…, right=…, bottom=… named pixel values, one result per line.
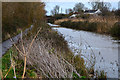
left=2, top=23, right=58, bottom=57
left=2, top=25, right=33, bottom=56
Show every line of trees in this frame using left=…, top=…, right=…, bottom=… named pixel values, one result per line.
left=51, top=5, right=60, bottom=15
left=2, top=2, right=45, bottom=41
left=88, top=0, right=111, bottom=16
left=88, top=0, right=111, bottom=10
left=50, top=0, right=120, bottom=16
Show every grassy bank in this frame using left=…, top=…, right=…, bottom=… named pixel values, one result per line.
left=60, top=20, right=120, bottom=39
left=2, top=22, right=88, bottom=78
left=2, top=47, right=38, bottom=78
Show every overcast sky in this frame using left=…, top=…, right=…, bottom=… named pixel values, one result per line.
left=44, top=0, right=120, bottom=15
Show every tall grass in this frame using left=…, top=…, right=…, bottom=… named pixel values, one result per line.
left=2, top=25, right=89, bottom=78
left=110, top=22, right=120, bottom=38
left=60, top=21, right=98, bottom=32
left=60, top=20, right=120, bottom=38
left=17, top=28, right=85, bottom=78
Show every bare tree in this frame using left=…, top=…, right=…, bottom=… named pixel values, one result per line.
left=118, top=1, right=120, bottom=10
left=73, top=2, right=84, bottom=13
left=61, top=8, right=63, bottom=13
left=88, top=0, right=111, bottom=11
left=51, top=5, right=60, bottom=15
left=65, top=9, right=69, bottom=14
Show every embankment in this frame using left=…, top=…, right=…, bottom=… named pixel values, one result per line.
left=2, top=23, right=89, bottom=78
left=57, top=17, right=120, bottom=39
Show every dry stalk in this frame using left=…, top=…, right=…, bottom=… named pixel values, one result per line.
left=19, top=36, right=81, bottom=78
left=22, top=55, right=26, bottom=78
left=21, top=31, right=26, bottom=78
left=27, top=28, right=41, bottom=55
left=4, top=52, right=16, bottom=78
left=4, top=66, right=12, bottom=78
left=79, top=34, right=96, bottom=68
left=7, top=27, right=80, bottom=78
left=22, top=28, right=41, bottom=78
left=10, top=53, right=16, bottom=78
left=0, top=69, right=3, bottom=79
left=7, top=28, right=41, bottom=78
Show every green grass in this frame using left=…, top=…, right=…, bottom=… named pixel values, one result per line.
left=2, top=47, right=38, bottom=78
left=2, top=48, right=14, bottom=78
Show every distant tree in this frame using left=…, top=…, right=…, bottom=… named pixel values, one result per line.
left=115, top=9, right=120, bottom=17
left=89, top=0, right=111, bottom=16
left=88, top=0, right=111, bottom=11
left=73, top=2, right=84, bottom=13
left=65, top=8, right=73, bottom=14
left=60, top=8, right=63, bottom=13
left=89, top=0, right=100, bottom=10
left=68, top=8, right=74, bottom=15
left=51, top=5, right=60, bottom=16
left=118, top=1, right=120, bottom=10
left=115, top=1, right=120, bottom=17
left=65, top=9, right=69, bottom=14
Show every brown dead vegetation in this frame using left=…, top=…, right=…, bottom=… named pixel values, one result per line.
left=16, top=30, right=82, bottom=78
left=55, top=16, right=118, bottom=27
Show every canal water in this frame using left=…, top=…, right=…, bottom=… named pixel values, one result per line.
left=53, top=27, right=119, bottom=78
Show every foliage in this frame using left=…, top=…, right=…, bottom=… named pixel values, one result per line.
left=47, top=14, right=70, bottom=24
left=53, top=14, right=69, bottom=20
left=15, top=28, right=84, bottom=78
left=88, top=1, right=111, bottom=11
left=60, top=20, right=120, bottom=38
left=114, top=9, right=120, bottom=17
left=95, top=70, right=107, bottom=79
left=110, top=22, right=120, bottom=38
left=88, top=0, right=111, bottom=16
left=73, top=55, right=87, bottom=76
left=51, top=5, right=60, bottom=16
left=80, top=14, right=90, bottom=19
left=60, top=21, right=98, bottom=32
left=2, top=48, right=37, bottom=78
left=2, top=2, right=45, bottom=41
left=60, top=20, right=120, bottom=39
left=73, top=2, right=84, bottom=13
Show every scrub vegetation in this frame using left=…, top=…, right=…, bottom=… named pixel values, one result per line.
left=2, top=1, right=110, bottom=79
left=59, top=20, right=120, bottom=39
left=2, top=2, right=45, bottom=41
left=2, top=2, right=88, bottom=79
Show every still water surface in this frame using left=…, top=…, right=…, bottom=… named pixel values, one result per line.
left=53, top=27, right=119, bottom=78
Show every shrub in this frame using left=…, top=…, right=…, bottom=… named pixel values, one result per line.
left=87, top=22, right=98, bottom=32
left=81, top=14, right=90, bottom=19
left=2, top=2, right=45, bottom=41
left=114, top=10, right=120, bottom=17
left=60, top=20, right=72, bottom=28
left=110, top=22, right=120, bottom=37
left=60, top=21, right=98, bottom=32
